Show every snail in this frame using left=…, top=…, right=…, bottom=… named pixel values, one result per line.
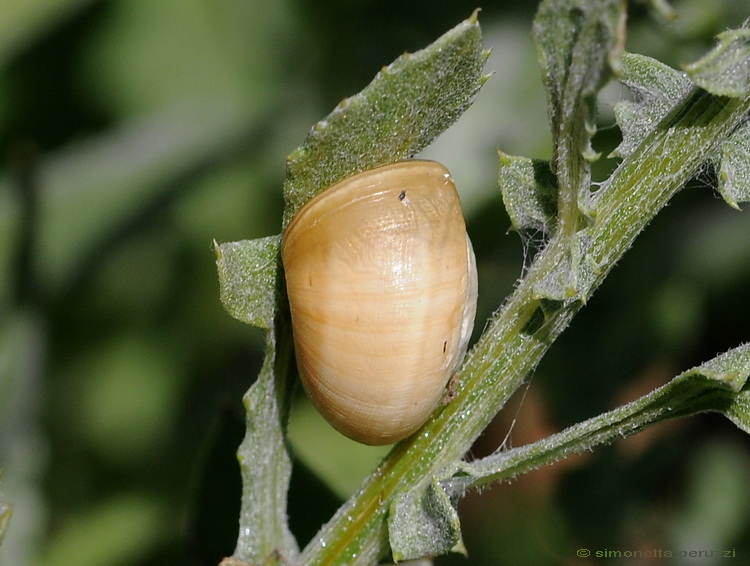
left=281, top=160, right=477, bottom=445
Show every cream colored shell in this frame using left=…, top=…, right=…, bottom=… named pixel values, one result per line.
left=281, top=160, right=477, bottom=445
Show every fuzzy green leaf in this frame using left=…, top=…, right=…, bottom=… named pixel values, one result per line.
left=215, top=237, right=297, bottom=562
left=533, top=0, right=625, bottom=174
left=612, top=53, right=693, bottom=158
left=442, top=344, right=750, bottom=495
left=724, top=389, right=750, bottom=435
left=389, top=479, right=465, bottom=562
left=685, top=344, right=750, bottom=392
left=530, top=230, right=601, bottom=303
left=683, top=342, right=750, bottom=432
left=718, top=120, right=750, bottom=210
left=531, top=0, right=625, bottom=307
left=214, top=236, right=280, bottom=330
left=233, top=328, right=298, bottom=563
left=498, top=151, right=558, bottom=235
left=531, top=255, right=577, bottom=303
left=216, top=12, right=488, bottom=330
left=282, top=11, right=488, bottom=226
left=685, top=28, right=750, bottom=98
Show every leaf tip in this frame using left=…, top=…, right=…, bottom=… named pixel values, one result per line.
left=452, top=538, right=469, bottom=557
left=496, top=148, right=510, bottom=165
left=718, top=186, right=743, bottom=211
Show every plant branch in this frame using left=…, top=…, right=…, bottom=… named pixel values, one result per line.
left=443, top=343, right=750, bottom=494
left=299, top=82, right=750, bottom=566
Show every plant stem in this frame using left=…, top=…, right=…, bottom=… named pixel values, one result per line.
left=443, top=366, right=738, bottom=494
left=300, top=88, right=750, bottom=566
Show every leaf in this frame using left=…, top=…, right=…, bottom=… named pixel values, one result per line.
left=531, top=229, right=600, bottom=303
left=215, top=11, right=488, bottom=330
left=724, top=390, right=750, bottom=435
left=533, top=0, right=625, bottom=174
left=685, top=28, right=750, bottom=98
left=612, top=53, right=693, bottom=159
left=708, top=343, right=750, bottom=433
left=214, top=236, right=280, bottom=330
left=684, top=344, right=750, bottom=393
left=498, top=151, right=558, bottom=235
left=233, top=328, right=298, bottom=562
left=41, top=494, right=166, bottom=566
left=282, top=10, right=489, bottom=226
left=214, top=236, right=295, bottom=564
left=388, top=479, right=465, bottom=562
left=717, top=120, right=750, bottom=210
left=441, top=344, right=750, bottom=496
left=530, top=0, right=626, bottom=304
left=615, top=26, right=750, bottom=197
left=530, top=255, right=577, bottom=304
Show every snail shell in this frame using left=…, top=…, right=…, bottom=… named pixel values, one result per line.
left=281, top=160, right=477, bottom=445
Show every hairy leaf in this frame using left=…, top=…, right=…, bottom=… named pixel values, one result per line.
left=498, top=151, right=558, bottom=235
left=612, top=53, right=692, bottom=159
left=214, top=236, right=280, bottom=330
left=685, top=28, right=750, bottom=98
left=724, top=388, right=750, bottom=435
left=233, top=327, right=298, bottom=563
left=530, top=0, right=625, bottom=305
left=215, top=12, right=489, bottom=332
left=718, top=120, right=750, bottom=210
left=283, top=10, right=489, bottom=226
left=389, top=479, right=464, bottom=562
left=533, top=0, right=625, bottom=176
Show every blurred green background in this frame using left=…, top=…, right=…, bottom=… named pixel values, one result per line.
left=2, top=0, right=750, bottom=564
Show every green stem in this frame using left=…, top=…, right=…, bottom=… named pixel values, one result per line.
left=444, top=367, right=736, bottom=494
left=299, top=86, right=750, bottom=565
